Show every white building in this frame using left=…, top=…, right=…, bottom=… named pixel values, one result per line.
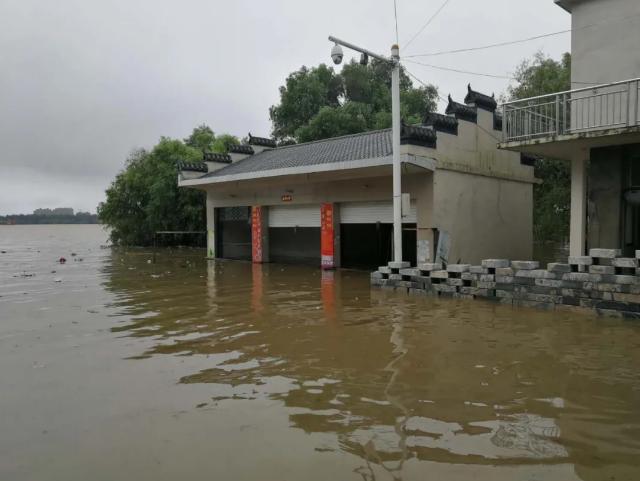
left=499, top=0, right=640, bottom=256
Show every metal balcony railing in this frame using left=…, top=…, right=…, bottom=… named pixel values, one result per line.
left=501, top=78, right=640, bottom=143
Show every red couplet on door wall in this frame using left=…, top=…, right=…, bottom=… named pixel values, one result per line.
left=320, top=203, right=335, bottom=269
left=251, top=206, right=263, bottom=263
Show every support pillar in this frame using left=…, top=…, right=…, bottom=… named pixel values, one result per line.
left=251, top=206, right=269, bottom=263
left=321, top=203, right=338, bottom=269
left=416, top=173, right=435, bottom=264
left=570, top=156, right=588, bottom=256
left=206, top=193, right=216, bottom=259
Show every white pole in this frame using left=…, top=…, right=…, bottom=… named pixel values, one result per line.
left=391, top=44, right=402, bottom=264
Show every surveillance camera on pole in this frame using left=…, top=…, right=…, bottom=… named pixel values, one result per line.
left=331, top=43, right=343, bottom=65
left=328, top=36, right=404, bottom=265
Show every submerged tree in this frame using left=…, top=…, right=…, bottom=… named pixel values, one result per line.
left=507, top=52, right=572, bottom=242
left=99, top=125, right=238, bottom=246
left=270, top=59, right=438, bottom=143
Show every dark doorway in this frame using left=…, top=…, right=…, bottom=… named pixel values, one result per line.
left=217, top=207, right=251, bottom=260
left=341, top=223, right=417, bottom=270
left=619, top=145, right=640, bottom=257
left=269, top=227, right=321, bottom=265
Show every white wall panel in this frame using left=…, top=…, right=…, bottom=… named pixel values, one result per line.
left=340, top=201, right=416, bottom=224
left=268, top=204, right=321, bottom=228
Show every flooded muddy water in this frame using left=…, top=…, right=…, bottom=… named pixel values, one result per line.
left=1, top=225, right=640, bottom=481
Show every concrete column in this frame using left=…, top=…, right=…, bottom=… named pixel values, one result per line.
left=570, top=156, right=588, bottom=256
left=333, top=204, right=341, bottom=269
left=206, top=192, right=216, bottom=259
left=321, top=203, right=338, bottom=269
left=416, top=173, right=435, bottom=263
left=251, top=206, right=269, bottom=263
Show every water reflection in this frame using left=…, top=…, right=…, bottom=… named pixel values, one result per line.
left=103, top=249, right=640, bottom=480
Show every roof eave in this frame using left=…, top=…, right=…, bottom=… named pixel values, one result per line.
left=178, top=154, right=436, bottom=187
left=554, top=0, right=577, bottom=13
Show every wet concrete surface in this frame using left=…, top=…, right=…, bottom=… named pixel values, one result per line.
left=1, top=225, right=640, bottom=480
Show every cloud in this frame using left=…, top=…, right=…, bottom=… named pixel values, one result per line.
left=0, top=0, right=570, bottom=214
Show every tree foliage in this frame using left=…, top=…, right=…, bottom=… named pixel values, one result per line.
left=507, top=52, right=572, bottom=242
left=270, top=59, right=438, bottom=142
left=98, top=126, right=238, bottom=246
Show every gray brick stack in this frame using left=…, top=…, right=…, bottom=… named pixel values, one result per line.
left=370, top=248, right=640, bottom=319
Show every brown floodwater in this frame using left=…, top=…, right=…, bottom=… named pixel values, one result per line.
left=1, top=225, right=640, bottom=481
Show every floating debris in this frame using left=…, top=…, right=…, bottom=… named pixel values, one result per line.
left=13, top=272, right=35, bottom=278
left=53, top=277, right=62, bottom=283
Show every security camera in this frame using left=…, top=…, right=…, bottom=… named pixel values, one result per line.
left=331, top=43, right=343, bottom=65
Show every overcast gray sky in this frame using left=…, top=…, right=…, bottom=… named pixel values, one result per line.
left=0, top=0, right=571, bottom=215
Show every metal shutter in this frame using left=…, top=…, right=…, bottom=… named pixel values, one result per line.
left=340, top=200, right=416, bottom=224
left=268, top=204, right=321, bottom=228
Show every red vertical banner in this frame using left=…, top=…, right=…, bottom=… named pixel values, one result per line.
left=320, top=203, right=335, bottom=269
left=251, top=206, right=263, bottom=263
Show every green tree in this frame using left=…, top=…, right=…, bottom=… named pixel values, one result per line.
left=212, top=133, right=240, bottom=153
left=99, top=125, right=239, bottom=246
left=295, top=102, right=371, bottom=143
left=270, top=59, right=438, bottom=143
left=507, top=52, right=572, bottom=242
left=269, top=64, right=343, bottom=141
left=507, top=52, right=571, bottom=101
left=184, top=124, right=216, bottom=154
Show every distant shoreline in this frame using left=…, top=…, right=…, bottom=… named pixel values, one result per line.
left=0, top=214, right=99, bottom=225
left=0, top=222, right=102, bottom=225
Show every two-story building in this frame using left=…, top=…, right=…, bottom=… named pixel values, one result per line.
left=499, top=0, right=640, bottom=256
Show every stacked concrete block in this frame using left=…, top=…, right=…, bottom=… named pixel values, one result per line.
left=370, top=248, right=640, bottom=318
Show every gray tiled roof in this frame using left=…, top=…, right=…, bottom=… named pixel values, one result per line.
left=464, top=84, right=497, bottom=112
left=204, top=129, right=395, bottom=178
left=179, top=161, right=207, bottom=172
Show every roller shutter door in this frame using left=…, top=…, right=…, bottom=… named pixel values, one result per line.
left=340, top=200, right=416, bottom=224
left=217, top=206, right=251, bottom=260
left=268, top=204, right=321, bottom=228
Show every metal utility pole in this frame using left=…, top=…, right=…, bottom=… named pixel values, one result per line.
left=390, top=44, right=402, bottom=264
left=328, top=36, right=403, bottom=264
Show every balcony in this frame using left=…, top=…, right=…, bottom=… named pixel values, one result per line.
left=500, top=78, right=640, bottom=158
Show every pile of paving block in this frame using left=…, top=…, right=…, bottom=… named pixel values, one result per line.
left=370, top=249, right=640, bottom=318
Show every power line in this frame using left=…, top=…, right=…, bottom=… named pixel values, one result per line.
left=404, top=0, right=452, bottom=51
left=393, top=0, right=399, bottom=45
left=405, top=58, right=514, bottom=80
left=405, top=30, right=571, bottom=58
left=406, top=58, right=603, bottom=86
left=405, top=68, right=504, bottom=142
left=406, top=11, right=640, bottom=58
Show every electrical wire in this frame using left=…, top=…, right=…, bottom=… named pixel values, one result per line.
left=405, top=30, right=571, bottom=58
left=405, top=58, right=514, bottom=80
left=406, top=58, right=603, bottom=86
left=404, top=0, right=452, bottom=50
left=406, top=67, right=505, bottom=142
left=406, top=11, right=640, bottom=58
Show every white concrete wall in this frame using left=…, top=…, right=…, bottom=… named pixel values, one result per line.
left=204, top=171, right=428, bottom=208
left=433, top=169, right=533, bottom=264
left=570, top=0, right=640, bottom=86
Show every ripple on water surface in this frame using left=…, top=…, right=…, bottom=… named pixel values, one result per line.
left=1, top=225, right=640, bottom=481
